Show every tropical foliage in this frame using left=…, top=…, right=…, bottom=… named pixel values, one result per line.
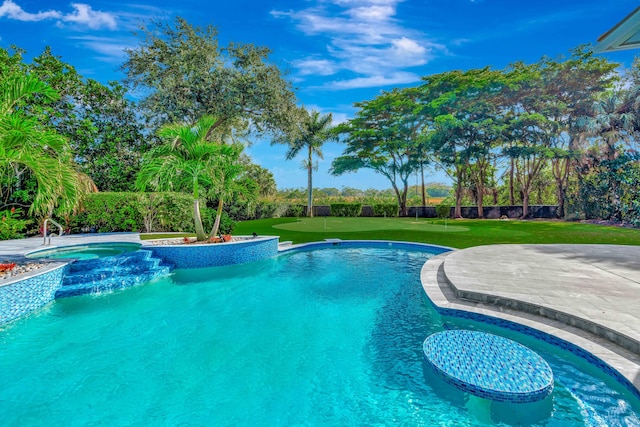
left=0, top=70, right=86, bottom=218
left=136, top=116, right=254, bottom=241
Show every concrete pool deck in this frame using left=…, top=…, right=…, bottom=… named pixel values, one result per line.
left=421, top=243, right=640, bottom=392
left=0, top=233, right=142, bottom=257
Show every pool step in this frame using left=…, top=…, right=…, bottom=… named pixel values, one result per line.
left=56, top=249, right=172, bottom=298
left=66, top=249, right=154, bottom=274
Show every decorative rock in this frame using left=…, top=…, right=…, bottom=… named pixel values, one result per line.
left=423, top=330, right=554, bottom=403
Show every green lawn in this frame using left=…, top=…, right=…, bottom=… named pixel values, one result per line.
left=227, top=217, right=640, bottom=249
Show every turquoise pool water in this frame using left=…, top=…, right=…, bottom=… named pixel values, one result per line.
left=1, top=247, right=639, bottom=426
left=26, top=243, right=141, bottom=261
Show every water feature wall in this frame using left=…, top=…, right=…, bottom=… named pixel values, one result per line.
left=0, top=264, right=67, bottom=324
left=145, top=236, right=279, bottom=269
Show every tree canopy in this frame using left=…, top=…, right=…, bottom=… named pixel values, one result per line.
left=121, top=17, right=301, bottom=139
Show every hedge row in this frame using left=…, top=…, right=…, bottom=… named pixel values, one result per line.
left=372, top=204, right=399, bottom=217
left=69, top=192, right=234, bottom=234
left=61, top=194, right=401, bottom=234
left=330, top=203, right=362, bottom=217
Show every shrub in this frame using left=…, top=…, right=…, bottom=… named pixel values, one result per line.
left=331, top=203, right=362, bottom=217
left=139, top=192, right=194, bottom=232
left=73, top=192, right=142, bottom=232
left=435, top=201, right=452, bottom=219
left=71, top=192, right=202, bottom=233
left=286, top=204, right=304, bottom=218
left=0, top=208, right=31, bottom=240
left=372, top=203, right=399, bottom=217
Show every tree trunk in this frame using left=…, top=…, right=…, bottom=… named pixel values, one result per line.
left=209, top=197, right=224, bottom=238
left=307, top=146, right=314, bottom=217
left=556, top=183, right=565, bottom=219
left=193, top=198, right=207, bottom=241
left=552, top=157, right=569, bottom=219
left=454, top=176, right=463, bottom=218
left=521, top=191, right=530, bottom=219
left=509, top=158, right=515, bottom=206
left=420, top=162, right=427, bottom=206
left=477, top=183, right=485, bottom=219
left=401, top=183, right=409, bottom=217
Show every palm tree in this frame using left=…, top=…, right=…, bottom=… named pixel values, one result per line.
left=579, top=91, right=635, bottom=160
left=0, top=73, right=82, bottom=217
left=136, top=115, right=254, bottom=241
left=275, top=108, right=336, bottom=217
left=208, top=144, right=257, bottom=238
left=137, top=116, right=218, bottom=241
left=578, top=90, right=638, bottom=220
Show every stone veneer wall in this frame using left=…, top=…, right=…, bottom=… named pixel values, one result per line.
left=0, top=264, right=67, bottom=325
left=146, top=236, right=279, bottom=269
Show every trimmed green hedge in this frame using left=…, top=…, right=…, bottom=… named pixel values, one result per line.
left=68, top=192, right=231, bottom=234
left=330, top=203, right=362, bottom=217
left=372, top=203, right=399, bottom=217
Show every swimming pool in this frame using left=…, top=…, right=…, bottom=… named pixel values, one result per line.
left=26, top=242, right=141, bottom=261
left=1, top=246, right=639, bottom=425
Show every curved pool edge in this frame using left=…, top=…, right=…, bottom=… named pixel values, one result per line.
left=278, top=239, right=455, bottom=254
left=142, top=236, right=279, bottom=269
left=420, top=252, right=640, bottom=399
left=25, top=242, right=142, bottom=259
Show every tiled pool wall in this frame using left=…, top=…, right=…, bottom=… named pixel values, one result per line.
left=146, top=236, right=280, bottom=269
left=0, top=264, right=67, bottom=325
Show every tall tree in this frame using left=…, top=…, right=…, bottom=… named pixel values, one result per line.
left=538, top=48, right=618, bottom=217
left=422, top=68, right=506, bottom=218
left=331, top=89, right=425, bottom=216
left=273, top=108, right=336, bottom=217
left=121, top=17, right=300, bottom=140
left=577, top=90, right=638, bottom=219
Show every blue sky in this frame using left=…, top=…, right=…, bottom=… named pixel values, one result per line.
left=1, top=0, right=639, bottom=190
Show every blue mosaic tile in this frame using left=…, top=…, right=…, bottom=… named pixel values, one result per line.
left=423, top=330, right=554, bottom=403
left=0, top=265, right=66, bottom=325
left=55, top=249, right=170, bottom=298
left=148, top=237, right=279, bottom=269
left=431, top=304, right=640, bottom=401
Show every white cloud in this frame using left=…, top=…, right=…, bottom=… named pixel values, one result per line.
left=68, top=35, right=130, bottom=62
left=294, top=58, right=338, bottom=76
left=323, top=71, right=420, bottom=90
left=62, top=3, right=116, bottom=30
left=0, top=0, right=60, bottom=21
left=0, top=1, right=116, bottom=30
left=272, top=0, right=446, bottom=89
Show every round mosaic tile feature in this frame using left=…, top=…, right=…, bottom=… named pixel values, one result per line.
left=423, top=330, right=554, bottom=403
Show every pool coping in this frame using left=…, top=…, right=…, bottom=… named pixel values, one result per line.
left=421, top=252, right=640, bottom=395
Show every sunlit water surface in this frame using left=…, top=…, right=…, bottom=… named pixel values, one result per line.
left=1, top=247, right=639, bottom=426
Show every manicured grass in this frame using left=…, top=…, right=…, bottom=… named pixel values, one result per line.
left=232, top=217, right=640, bottom=249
